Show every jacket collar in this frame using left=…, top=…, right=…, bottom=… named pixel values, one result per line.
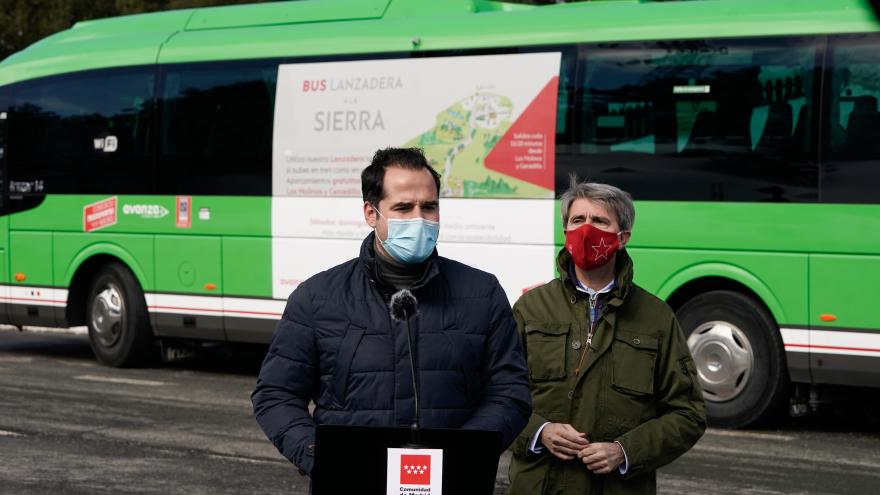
left=359, top=232, right=440, bottom=296
left=556, top=246, right=633, bottom=309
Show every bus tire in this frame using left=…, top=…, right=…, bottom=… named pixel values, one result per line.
left=86, top=263, right=154, bottom=367
left=676, top=290, right=789, bottom=428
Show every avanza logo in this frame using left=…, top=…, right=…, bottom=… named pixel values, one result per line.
left=123, top=203, right=169, bottom=219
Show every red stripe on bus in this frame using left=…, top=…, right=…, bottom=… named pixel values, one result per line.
left=149, top=305, right=224, bottom=314
left=786, top=343, right=880, bottom=353
left=3, top=296, right=66, bottom=304
left=225, top=310, right=282, bottom=317
left=149, top=305, right=280, bottom=317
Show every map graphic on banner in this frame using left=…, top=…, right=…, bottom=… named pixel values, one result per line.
left=273, top=53, right=561, bottom=199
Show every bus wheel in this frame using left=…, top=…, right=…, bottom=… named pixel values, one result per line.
left=86, top=263, right=154, bottom=367
left=677, top=290, right=789, bottom=428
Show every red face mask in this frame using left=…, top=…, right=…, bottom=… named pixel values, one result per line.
left=565, top=224, right=621, bottom=271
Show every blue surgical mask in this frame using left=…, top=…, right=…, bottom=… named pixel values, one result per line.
left=374, top=206, right=440, bottom=264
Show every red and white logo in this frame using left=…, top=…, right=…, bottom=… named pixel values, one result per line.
left=400, top=454, right=431, bottom=485
left=176, top=196, right=192, bottom=228
left=387, top=448, right=442, bottom=493
left=83, top=197, right=118, bottom=232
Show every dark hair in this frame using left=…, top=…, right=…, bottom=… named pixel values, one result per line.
left=361, top=147, right=442, bottom=206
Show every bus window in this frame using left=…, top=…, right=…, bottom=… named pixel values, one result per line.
left=564, top=38, right=819, bottom=202
left=548, top=46, right=577, bottom=147
left=157, top=60, right=278, bottom=196
left=8, top=68, right=154, bottom=195
left=824, top=35, right=880, bottom=204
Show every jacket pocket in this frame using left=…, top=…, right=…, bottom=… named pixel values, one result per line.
left=611, top=331, right=659, bottom=396
left=331, top=325, right=365, bottom=405
left=524, top=323, right=569, bottom=381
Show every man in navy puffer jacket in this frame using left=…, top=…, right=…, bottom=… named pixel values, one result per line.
left=252, top=147, right=532, bottom=476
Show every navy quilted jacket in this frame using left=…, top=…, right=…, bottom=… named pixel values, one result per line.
left=251, top=233, right=532, bottom=474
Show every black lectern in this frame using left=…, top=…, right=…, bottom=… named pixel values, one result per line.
left=312, top=425, right=502, bottom=495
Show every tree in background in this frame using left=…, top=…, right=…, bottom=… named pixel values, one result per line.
left=0, top=0, right=275, bottom=61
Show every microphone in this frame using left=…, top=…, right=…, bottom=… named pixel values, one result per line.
left=390, top=289, right=418, bottom=321
left=389, top=289, right=420, bottom=436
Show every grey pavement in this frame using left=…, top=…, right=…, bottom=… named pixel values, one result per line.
left=1, top=327, right=879, bottom=494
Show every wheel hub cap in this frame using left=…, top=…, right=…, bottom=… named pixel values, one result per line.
left=91, top=286, right=123, bottom=347
left=687, top=321, right=754, bottom=402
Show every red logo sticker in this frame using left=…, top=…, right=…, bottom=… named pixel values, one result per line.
left=400, top=454, right=431, bottom=485
left=176, top=196, right=192, bottom=228
left=83, top=197, right=118, bottom=232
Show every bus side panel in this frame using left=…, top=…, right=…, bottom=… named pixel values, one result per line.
left=9, top=230, right=57, bottom=326
left=222, top=235, right=276, bottom=344
left=222, top=236, right=272, bottom=298
left=153, top=235, right=224, bottom=341
left=54, top=233, right=156, bottom=290
left=809, top=254, right=880, bottom=387
left=630, top=248, right=809, bottom=325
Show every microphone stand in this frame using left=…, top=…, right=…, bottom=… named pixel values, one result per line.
left=390, top=289, right=423, bottom=449
left=402, top=304, right=422, bottom=448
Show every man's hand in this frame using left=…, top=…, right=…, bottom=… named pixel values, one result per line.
left=539, top=423, right=589, bottom=460
left=577, top=442, right=624, bottom=474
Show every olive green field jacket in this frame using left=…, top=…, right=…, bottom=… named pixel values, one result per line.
left=507, top=249, right=706, bottom=495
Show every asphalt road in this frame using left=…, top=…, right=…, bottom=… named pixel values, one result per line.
left=1, top=327, right=879, bottom=494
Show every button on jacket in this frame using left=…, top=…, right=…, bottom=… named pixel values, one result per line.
left=252, top=233, right=532, bottom=475
left=507, top=248, right=706, bottom=495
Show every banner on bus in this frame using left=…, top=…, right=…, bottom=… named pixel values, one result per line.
left=272, top=52, right=562, bottom=200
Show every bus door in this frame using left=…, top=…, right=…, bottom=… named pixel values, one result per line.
left=3, top=99, right=57, bottom=328
left=0, top=110, right=8, bottom=323
left=809, top=35, right=880, bottom=388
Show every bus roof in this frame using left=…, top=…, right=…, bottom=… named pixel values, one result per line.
left=1, top=0, right=878, bottom=86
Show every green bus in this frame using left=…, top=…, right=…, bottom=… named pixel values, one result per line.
left=1, top=0, right=878, bottom=428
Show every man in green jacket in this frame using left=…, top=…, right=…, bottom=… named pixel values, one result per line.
left=507, top=180, right=706, bottom=495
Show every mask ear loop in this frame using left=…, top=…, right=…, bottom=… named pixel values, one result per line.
left=371, top=203, right=388, bottom=243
